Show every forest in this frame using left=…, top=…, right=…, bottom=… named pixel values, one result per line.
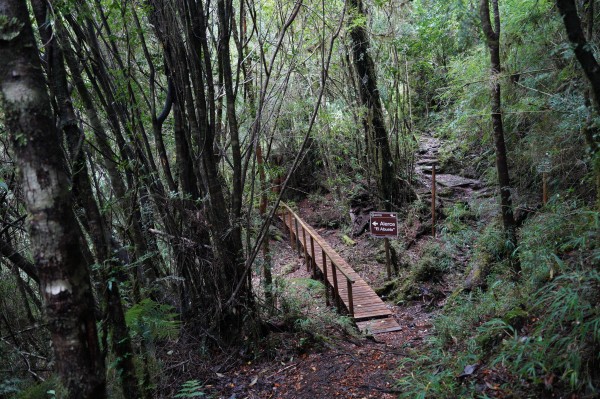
left=0, top=0, right=598, bottom=397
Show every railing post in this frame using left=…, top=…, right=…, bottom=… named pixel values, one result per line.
left=310, top=236, right=316, bottom=278
left=322, top=249, right=329, bottom=306
left=347, top=279, right=354, bottom=318
left=289, top=211, right=296, bottom=251
left=302, top=225, right=309, bottom=271
left=294, top=218, right=301, bottom=257
left=281, top=208, right=287, bottom=235
left=331, top=260, right=340, bottom=312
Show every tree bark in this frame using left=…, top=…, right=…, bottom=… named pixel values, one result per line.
left=0, top=0, right=106, bottom=396
left=480, top=0, right=520, bottom=273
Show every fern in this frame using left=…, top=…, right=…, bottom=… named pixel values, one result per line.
left=125, top=298, right=180, bottom=340
left=174, top=380, right=205, bottom=398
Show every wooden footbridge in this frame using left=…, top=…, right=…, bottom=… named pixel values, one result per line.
left=278, top=203, right=402, bottom=334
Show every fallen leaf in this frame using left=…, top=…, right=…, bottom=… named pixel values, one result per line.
left=249, top=376, right=258, bottom=387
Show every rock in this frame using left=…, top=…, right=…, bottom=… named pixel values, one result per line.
left=463, top=262, right=487, bottom=291
left=269, top=225, right=283, bottom=241
left=436, top=174, right=483, bottom=189
left=375, top=279, right=398, bottom=297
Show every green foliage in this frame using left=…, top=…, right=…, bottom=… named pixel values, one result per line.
left=4, top=377, right=64, bottom=399
left=397, top=201, right=600, bottom=397
left=0, top=378, right=21, bottom=396
left=412, top=242, right=455, bottom=282
left=272, top=277, right=355, bottom=338
left=174, top=380, right=206, bottom=398
left=491, top=270, right=600, bottom=392
left=395, top=241, right=456, bottom=301
left=441, top=202, right=475, bottom=237
left=125, top=298, right=180, bottom=341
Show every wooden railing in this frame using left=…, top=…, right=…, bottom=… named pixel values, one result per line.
left=278, top=202, right=355, bottom=317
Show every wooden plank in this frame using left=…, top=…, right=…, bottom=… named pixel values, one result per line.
left=356, top=318, right=402, bottom=334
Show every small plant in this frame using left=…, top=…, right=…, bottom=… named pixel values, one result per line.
left=174, top=380, right=205, bottom=398
left=441, top=202, right=473, bottom=235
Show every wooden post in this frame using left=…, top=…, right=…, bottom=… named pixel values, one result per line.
left=302, top=226, right=309, bottom=270
left=295, top=219, right=301, bottom=257
left=432, top=163, right=436, bottom=238
left=322, top=249, right=329, bottom=306
left=347, top=279, right=354, bottom=318
left=289, top=212, right=296, bottom=251
left=331, top=261, right=340, bottom=312
left=310, top=236, right=316, bottom=278
left=542, top=172, right=548, bottom=205
left=385, top=238, right=391, bottom=280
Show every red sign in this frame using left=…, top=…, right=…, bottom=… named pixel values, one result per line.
left=370, top=212, right=398, bottom=238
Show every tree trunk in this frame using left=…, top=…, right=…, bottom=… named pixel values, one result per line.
left=347, top=0, right=413, bottom=210
left=556, top=0, right=600, bottom=206
left=0, top=0, right=106, bottom=396
left=480, top=0, right=520, bottom=273
left=31, top=4, right=141, bottom=396
left=148, top=0, right=253, bottom=344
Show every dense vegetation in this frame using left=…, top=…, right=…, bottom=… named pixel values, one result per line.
left=0, top=0, right=598, bottom=398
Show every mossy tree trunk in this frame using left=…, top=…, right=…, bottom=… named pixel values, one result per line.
left=30, top=2, right=141, bottom=397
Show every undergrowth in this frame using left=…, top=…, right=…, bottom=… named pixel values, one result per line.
left=396, top=200, right=600, bottom=398
left=266, top=276, right=356, bottom=347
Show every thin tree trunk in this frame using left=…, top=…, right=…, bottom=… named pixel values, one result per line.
left=0, top=1, right=106, bottom=396
left=31, top=5, right=141, bottom=395
left=480, top=0, right=520, bottom=273
left=347, top=0, right=413, bottom=210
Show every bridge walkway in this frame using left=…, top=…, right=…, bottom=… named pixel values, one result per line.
left=279, top=203, right=401, bottom=334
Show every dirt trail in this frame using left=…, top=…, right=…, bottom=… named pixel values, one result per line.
left=176, top=133, right=489, bottom=398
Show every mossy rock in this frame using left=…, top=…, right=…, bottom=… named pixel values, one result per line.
left=282, top=263, right=298, bottom=274
left=269, top=225, right=284, bottom=241
left=375, top=279, right=398, bottom=297
left=502, top=306, right=528, bottom=330
left=395, top=276, right=420, bottom=302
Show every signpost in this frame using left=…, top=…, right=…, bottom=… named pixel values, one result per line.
left=370, top=212, right=398, bottom=279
